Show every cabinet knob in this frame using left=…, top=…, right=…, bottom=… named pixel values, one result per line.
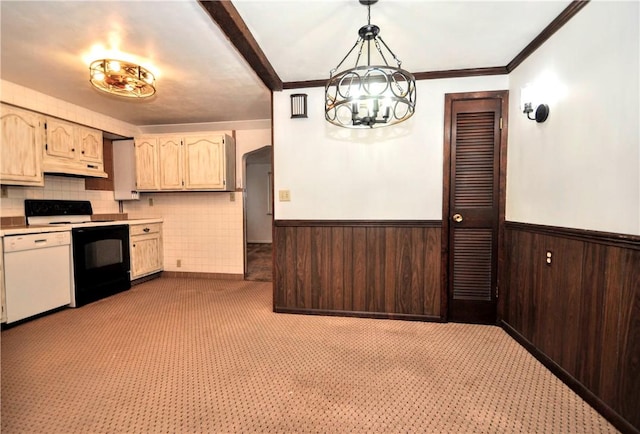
left=81, top=150, right=85, bottom=154
left=133, top=244, right=136, bottom=248
left=71, top=148, right=75, bottom=152
left=143, top=227, right=150, bottom=233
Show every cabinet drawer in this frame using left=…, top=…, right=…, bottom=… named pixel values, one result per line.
left=130, top=223, right=161, bottom=236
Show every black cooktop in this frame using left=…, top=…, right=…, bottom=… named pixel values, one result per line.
left=24, top=200, right=93, bottom=217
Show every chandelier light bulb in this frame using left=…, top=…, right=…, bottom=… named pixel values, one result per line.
left=107, top=60, right=121, bottom=72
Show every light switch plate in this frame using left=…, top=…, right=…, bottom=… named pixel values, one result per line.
left=279, top=190, right=291, bottom=201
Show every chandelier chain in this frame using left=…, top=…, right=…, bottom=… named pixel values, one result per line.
left=373, top=39, right=389, bottom=67
left=377, top=36, right=402, bottom=68
left=330, top=40, right=360, bottom=77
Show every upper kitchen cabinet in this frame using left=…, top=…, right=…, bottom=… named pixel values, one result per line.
left=135, top=137, right=160, bottom=191
left=0, top=104, right=45, bottom=186
left=184, top=135, right=231, bottom=190
left=135, top=133, right=235, bottom=192
left=44, top=118, right=76, bottom=162
left=158, top=137, right=183, bottom=190
left=76, top=126, right=103, bottom=165
left=43, top=118, right=106, bottom=178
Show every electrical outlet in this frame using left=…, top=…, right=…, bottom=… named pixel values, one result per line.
left=279, top=190, right=291, bottom=202
left=148, top=197, right=154, bottom=206
left=230, top=192, right=235, bottom=202
left=177, top=259, right=182, bottom=268
left=546, top=251, right=552, bottom=265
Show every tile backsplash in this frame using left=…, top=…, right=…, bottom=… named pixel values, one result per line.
left=1, top=175, right=119, bottom=216
left=1, top=182, right=244, bottom=276
left=124, top=192, right=244, bottom=275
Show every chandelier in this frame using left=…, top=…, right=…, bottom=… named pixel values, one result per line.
left=89, top=59, right=156, bottom=98
left=325, top=0, right=416, bottom=128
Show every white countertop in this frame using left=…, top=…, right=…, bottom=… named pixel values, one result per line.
left=0, top=218, right=163, bottom=237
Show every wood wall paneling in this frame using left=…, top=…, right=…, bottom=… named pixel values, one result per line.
left=613, top=247, right=640, bottom=428
left=577, top=242, right=611, bottom=399
left=502, top=222, right=640, bottom=433
left=274, top=221, right=442, bottom=320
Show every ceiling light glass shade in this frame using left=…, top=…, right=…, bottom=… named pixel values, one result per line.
left=89, top=59, right=156, bottom=98
left=325, top=2, right=416, bottom=128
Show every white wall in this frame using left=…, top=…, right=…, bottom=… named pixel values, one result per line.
left=506, top=1, right=639, bottom=235
left=235, top=128, right=272, bottom=189
left=273, top=76, right=508, bottom=220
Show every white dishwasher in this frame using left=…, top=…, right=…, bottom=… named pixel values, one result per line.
left=3, top=231, right=72, bottom=323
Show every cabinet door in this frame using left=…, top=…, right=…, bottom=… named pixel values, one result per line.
left=158, top=137, right=183, bottom=190
left=0, top=104, right=44, bottom=186
left=77, top=126, right=103, bottom=164
left=134, top=137, right=160, bottom=190
left=183, top=135, right=224, bottom=189
left=130, top=233, right=163, bottom=279
left=45, top=118, right=76, bottom=161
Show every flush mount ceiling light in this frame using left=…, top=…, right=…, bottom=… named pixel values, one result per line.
left=89, top=59, right=156, bottom=98
left=325, top=0, right=416, bottom=128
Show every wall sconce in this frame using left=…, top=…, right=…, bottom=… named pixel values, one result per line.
left=290, top=93, right=308, bottom=118
left=521, top=85, right=549, bottom=123
left=523, top=102, right=550, bottom=123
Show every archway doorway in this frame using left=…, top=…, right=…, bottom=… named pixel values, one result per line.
left=243, top=146, right=272, bottom=281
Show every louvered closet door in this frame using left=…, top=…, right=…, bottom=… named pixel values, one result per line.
left=448, top=98, right=501, bottom=323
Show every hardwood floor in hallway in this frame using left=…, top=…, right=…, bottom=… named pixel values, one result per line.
left=246, top=242, right=272, bottom=281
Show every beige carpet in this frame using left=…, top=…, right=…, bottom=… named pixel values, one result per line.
left=1, top=278, right=617, bottom=433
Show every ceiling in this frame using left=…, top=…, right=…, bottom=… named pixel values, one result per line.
left=0, top=0, right=572, bottom=128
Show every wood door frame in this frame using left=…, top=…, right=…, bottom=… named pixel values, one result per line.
left=441, top=90, right=509, bottom=322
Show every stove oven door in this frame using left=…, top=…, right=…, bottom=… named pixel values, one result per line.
left=71, top=225, right=131, bottom=306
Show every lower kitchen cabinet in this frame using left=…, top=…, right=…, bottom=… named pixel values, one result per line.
left=130, top=222, right=163, bottom=280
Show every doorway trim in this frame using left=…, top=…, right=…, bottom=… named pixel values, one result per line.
left=441, top=90, right=509, bottom=322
